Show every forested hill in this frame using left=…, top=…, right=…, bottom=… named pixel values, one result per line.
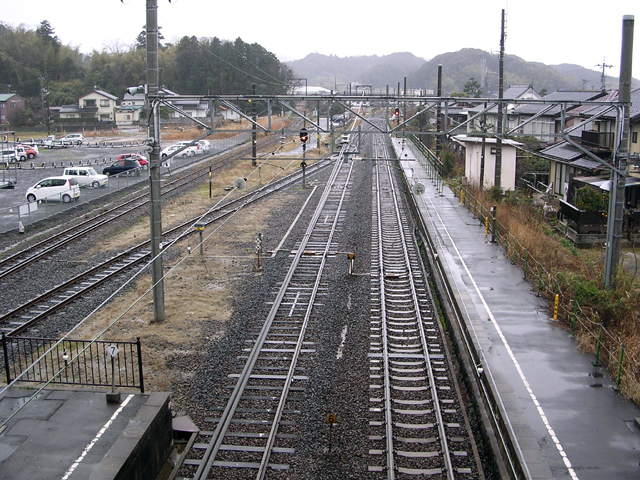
left=287, top=49, right=638, bottom=95
left=0, top=21, right=292, bottom=126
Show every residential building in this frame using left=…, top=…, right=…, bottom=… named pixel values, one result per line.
left=80, top=90, right=118, bottom=121
left=0, top=93, right=26, bottom=126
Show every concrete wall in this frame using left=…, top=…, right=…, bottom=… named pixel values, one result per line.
left=90, top=392, right=173, bottom=480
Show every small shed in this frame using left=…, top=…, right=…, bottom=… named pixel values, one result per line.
left=453, top=135, right=522, bottom=191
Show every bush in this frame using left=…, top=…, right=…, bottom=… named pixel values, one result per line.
left=574, top=186, right=608, bottom=212
left=487, top=185, right=502, bottom=202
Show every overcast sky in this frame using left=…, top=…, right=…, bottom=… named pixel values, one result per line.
left=2, top=0, right=638, bottom=80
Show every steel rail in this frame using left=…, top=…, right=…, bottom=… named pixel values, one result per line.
left=373, top=138, right=397, bottom=478
left=0, top=127, right=294, bottom=282
left=369, top=124, right=460, bottom=478
left=255, top=159, right=355, bottom=479
left=193, top=154, right=349, bottom=479
left=379, top=153, right=455, bottom=479
left=0, top=160, right=332, bottom=336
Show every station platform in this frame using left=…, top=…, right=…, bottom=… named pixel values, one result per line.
left=0, top=387, right=172, bottom=480
left=392, top=138, right=640, bottom=480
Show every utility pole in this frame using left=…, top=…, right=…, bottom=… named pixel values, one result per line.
left=596, top=58, right=614, bottom=91
left=495, top=9, right=505, bottom=189
left=147, top=0, right=165, bottom=321
left=252, top=83, right=257, bottom=166
left=436, top=65, right=442, bottom=158
left=604, top=15, right=634, bottom=288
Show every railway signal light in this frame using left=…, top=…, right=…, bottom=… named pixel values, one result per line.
left=299, top=128, right=308, bottom=143
left=394, top=107, right=400, bottom=117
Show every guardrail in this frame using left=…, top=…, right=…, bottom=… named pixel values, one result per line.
left=2, top=335, right=144, bottom=392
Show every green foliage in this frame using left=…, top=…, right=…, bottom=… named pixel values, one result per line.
left=560, top=238, right=578, bottom=256
left=574, top=186, right=608, bottom=212
left=441, top=149, right=456, bottom=177
left=0, top=22, right=292, bottom=124
left=463, top=77, right=482, bottom=97
left=570, top=277, right=600, bottom=304
left=487, top=185, right=503, bottom=202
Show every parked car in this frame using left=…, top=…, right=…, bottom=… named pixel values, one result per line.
left=102, top=158, right=142, bottom=176
left=61, top=133, right=84, bottom=145
left=26, top=176, right=80, bottom=203
left=174, top=141, right=201, bottom=155
left=0, top=149, right=17, bottom=163
left=43, top=135, right=68, bottom=149
left=17, top=144, right=38, bottom=159
left=116, top=153, right=148, bottom=167
left=196, top=140, right=211, bottom=153
left=63, top=166, right=108, bottom=188
left=161, top=144, right=196, bottom=159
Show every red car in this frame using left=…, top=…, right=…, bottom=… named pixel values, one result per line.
left=17, top=144, right=39, bottom=159
left=117, top=153, right=148, bottom=167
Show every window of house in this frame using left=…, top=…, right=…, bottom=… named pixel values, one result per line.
left=125, top=115, right=131, bottom=120
left=100, top=114, right=110, bottom=120
left=10, top=102, right=16, bottom=108
left=100, top=99, right=110, bottom=107
left=84, top=99, right=96, bottom=107
left=633, top=132, right=638, bottom=144
left=0, top=104, right=4, bottom=109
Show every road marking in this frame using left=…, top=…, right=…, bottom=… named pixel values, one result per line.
left=421, top=190, right=579, bottom=480
left=61, top=394, right=135, bottom=480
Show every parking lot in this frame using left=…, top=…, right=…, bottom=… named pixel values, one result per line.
left=0, top=138, right=152, bottom=234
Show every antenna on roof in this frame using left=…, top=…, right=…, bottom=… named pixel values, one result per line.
left=595, top=57, right=613, bottom=91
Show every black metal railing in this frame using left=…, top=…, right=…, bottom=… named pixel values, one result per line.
left=2, top=335, right=144, bottom=392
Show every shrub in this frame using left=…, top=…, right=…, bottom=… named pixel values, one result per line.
left=574, top=186, right=608, bottom=212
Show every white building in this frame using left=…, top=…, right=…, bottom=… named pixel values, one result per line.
left=454, top=135, right=522, bottom=191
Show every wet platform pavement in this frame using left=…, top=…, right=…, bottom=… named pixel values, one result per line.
left=0, top=388, right=171, bottom=480
left=393, top=138, right=640, bottom=480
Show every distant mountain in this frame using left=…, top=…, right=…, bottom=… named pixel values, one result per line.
left=286, top=52, right=426, bottom=91
left=286, top=49, right=638, bottom=95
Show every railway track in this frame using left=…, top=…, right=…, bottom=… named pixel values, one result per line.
left=175, top=147, right=354, bottom=479
left=0, top=158, right=330, bottom=337
left=367, top=131, right=481, bottom=478
left=0, top=126, right=299, bottom=283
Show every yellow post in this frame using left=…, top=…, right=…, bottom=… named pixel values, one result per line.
left=554, top=294, right=559, bottom=320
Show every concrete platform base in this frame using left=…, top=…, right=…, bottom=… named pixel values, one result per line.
left=0, top=387, right=172, bottom=480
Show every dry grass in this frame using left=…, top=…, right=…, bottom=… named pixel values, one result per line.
left=73, top=146, right=309, bottom=392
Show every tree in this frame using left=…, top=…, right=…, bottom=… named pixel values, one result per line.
left=35, top=20, right=59, bottom=49
left=463, top=77, right=482, bottom=97
left=136, top=26, right=165, bottom=51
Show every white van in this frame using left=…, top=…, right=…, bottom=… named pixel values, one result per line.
left=26, top=176, right=80, bottom=203
left=0, top=149, right=17, bottom=163
left=63, top=166, right=108, bottom=188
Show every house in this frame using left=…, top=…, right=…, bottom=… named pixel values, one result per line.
left=511, top=90, right=607, bottom=144
left=453, top=134, right=522, bottom=191
left=0, top=93, right=26, bottom=126
left=79, top=90, right=118, bottom=121
left=465, top=84, right=541, bottom=134
left=115, top=91, right=145, bottom=125
left=539, top=88, right=640, bottom=200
